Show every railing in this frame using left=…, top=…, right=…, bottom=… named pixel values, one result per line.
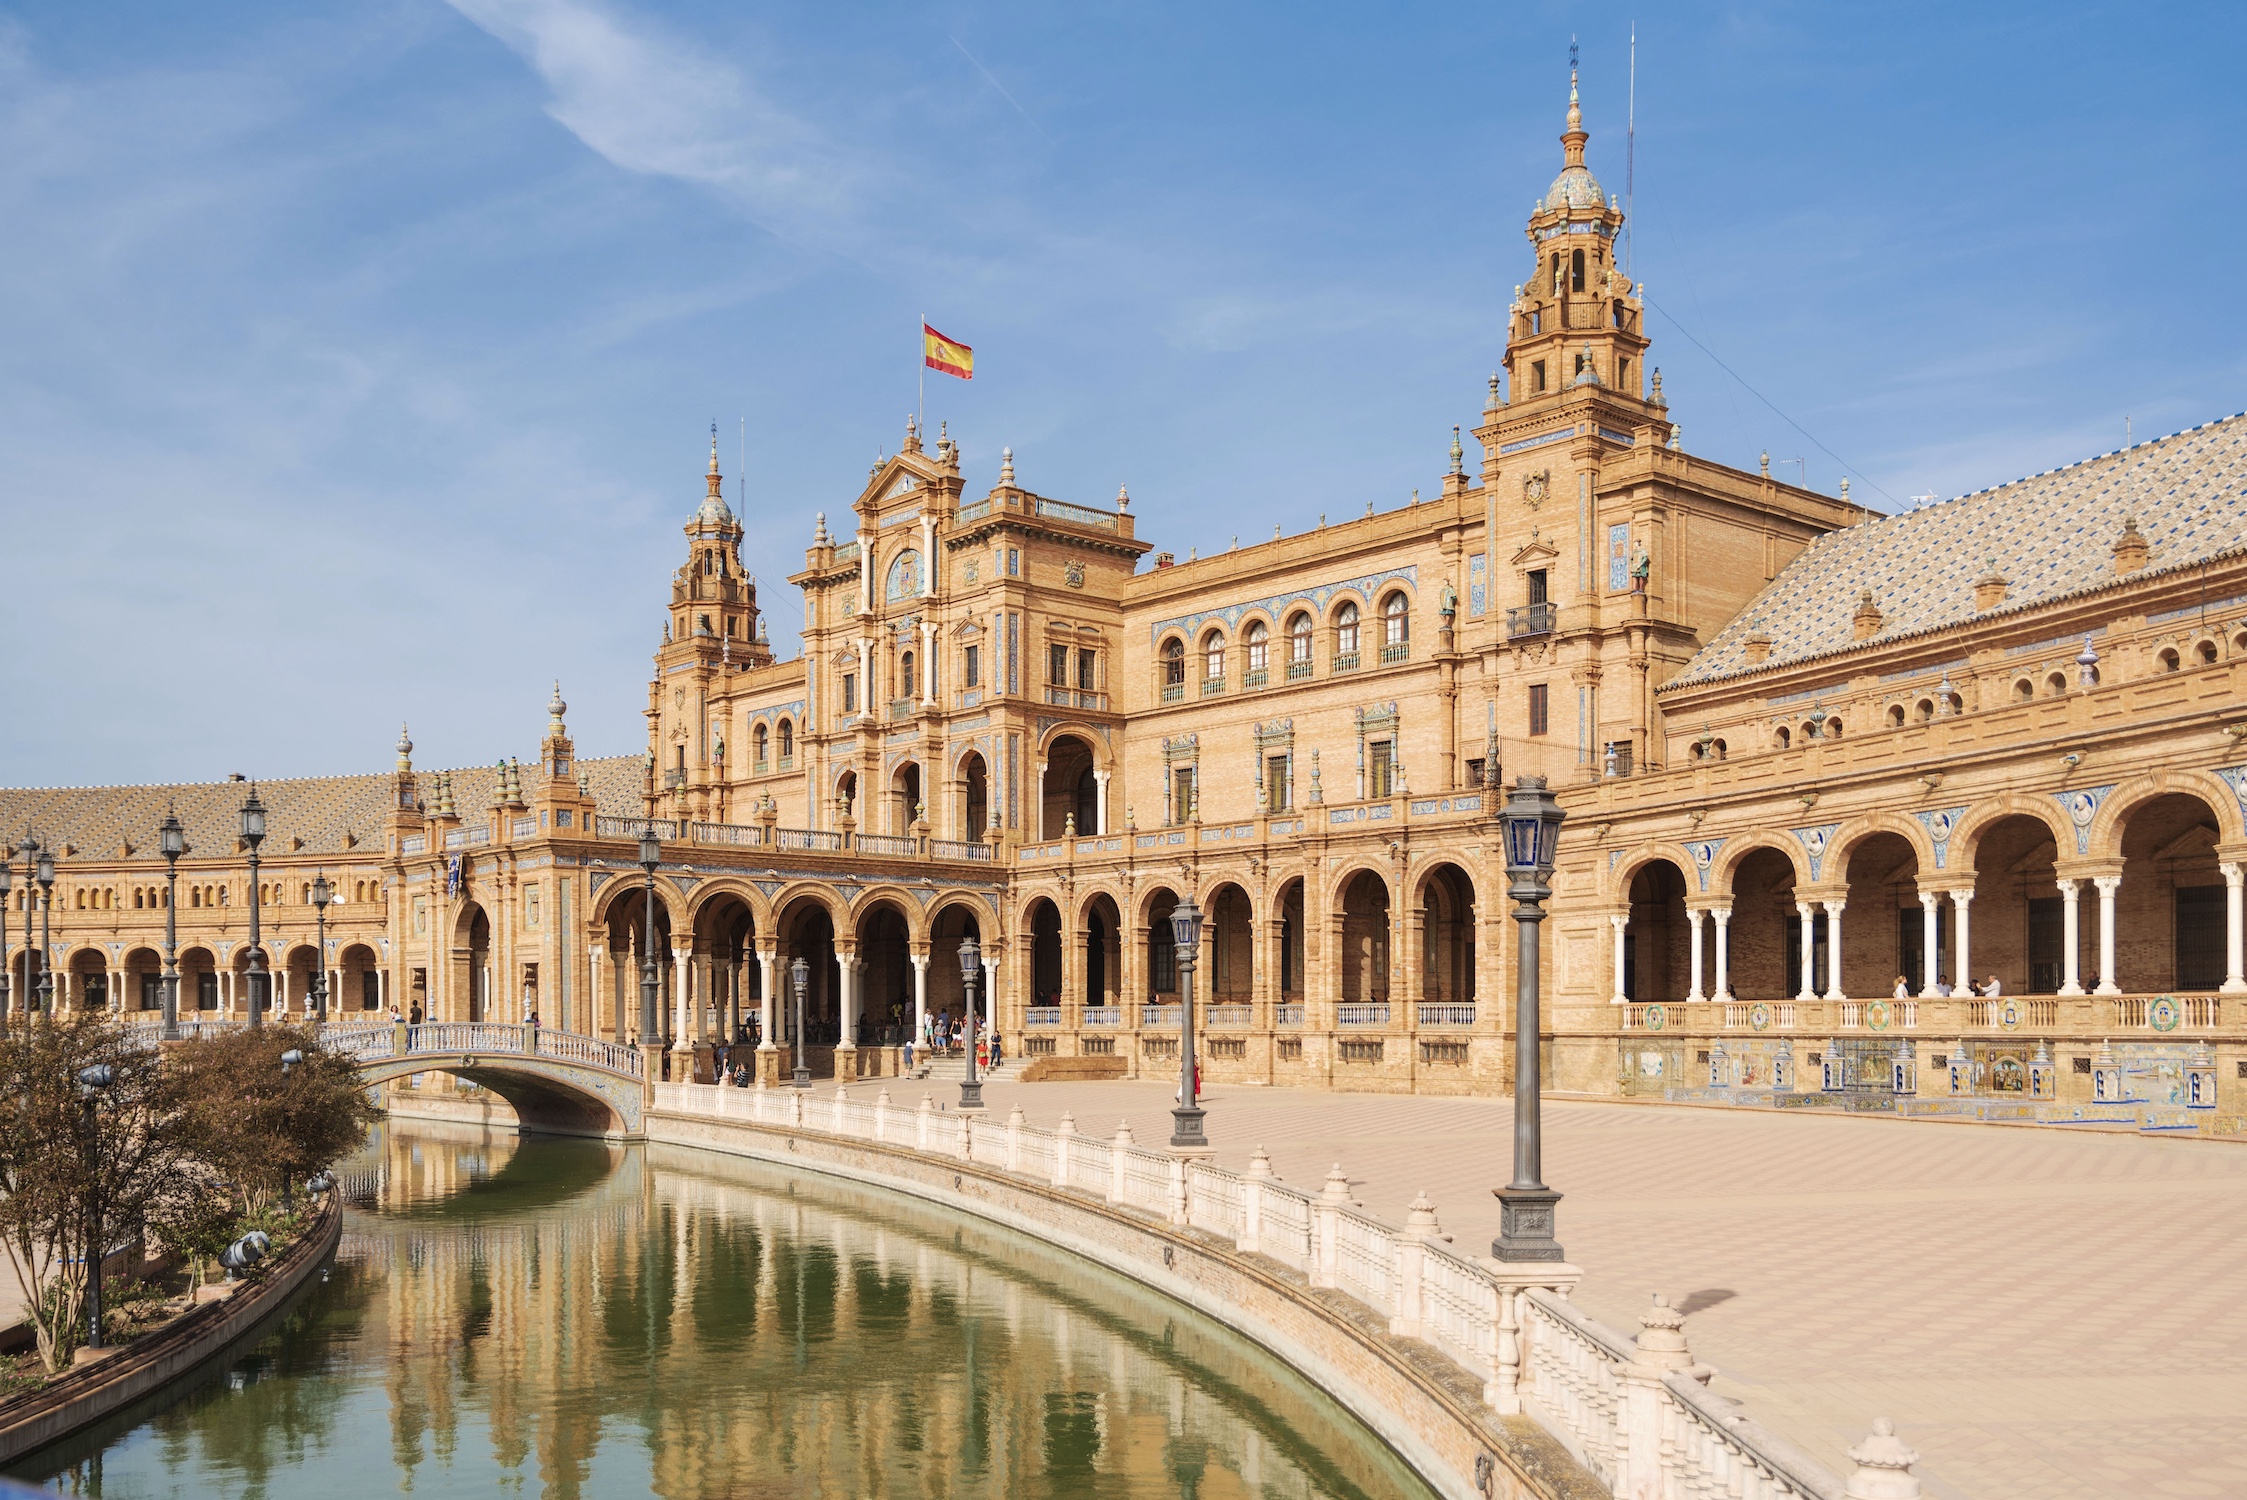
left=955, top=498, right=992, bottom=524
left=1204, top=1003, right=1252, bottom=1028
left=664, top=768, right=688, bottom=789
left=1337, top=1002, right=1390, bottom=1025
left=400, top=835, right=427, bottom=854
left=1286, top=660, right=1313, bottom=681
left=1330, top=651, right=1361, bottom=674
left=1023, top=1007, right=1063, bottom=1027
left=1034, top=497, right=1120, bottom=532
left=889, top=698, right=917, bottom=720
left=1141, top=1005, right=1181, bottom=1028
left=1417, top=1003, right=1475, bottom=1026
left=1044, top=687, right=1110, bottom=712
left=1082, top=1006, right=1120, bottom=1025
left=595, top=817, right=682, bottom=840
left=1508, top=602, right=1557, bottom=638
left=831, top=541, right=859, bottom=562
left=512, top=818, right=536, bottom=838
left=1380, top=642, right=1410, bottom=665
left=1273, top=1003, right=1304, bottom=1027
left=1725, top=1002, right=1797, bottom=1030
left=856, top=833, right=919, bottom=857
left=639, top=1082, right=1860, bottom=1500
left=928, top=838, right=995, bottom=862
left=1162, top=682, right=1184, bottom=703
left=693, top=821, right=764, bottom=846
left=1244, top=667, right=1268, bottom=688
left=1202, top=678, right=1226, bottom=697
left=1837, top=1000, right=1918, bottom=1030
left=444, top=825, right=491, bottom=849
left=775, top=828, right=845, bottom=853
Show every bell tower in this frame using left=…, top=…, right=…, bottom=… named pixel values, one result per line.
left=667, top=427, right=766, bottom=661
left=1499, top=64, right=1654, bottom=412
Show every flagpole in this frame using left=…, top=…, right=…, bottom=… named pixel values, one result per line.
left=918, top=312, right=925, bottom=437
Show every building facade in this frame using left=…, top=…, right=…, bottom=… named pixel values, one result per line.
left=6, top=70, right=2244, bottom=1127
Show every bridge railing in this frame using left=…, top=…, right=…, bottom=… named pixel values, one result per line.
left=648, top=1081, right=1887, bottom=1500
left=112, top=1018, right=642, bottom=1080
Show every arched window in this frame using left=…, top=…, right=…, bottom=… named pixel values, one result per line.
left=1775, top=725, right=1792, bottom=749
left=1915, top=698, right=1935, bottom=723
left=2159, top=647, right=2181, bottom=673
left=1827, top=718, right=1845, bottom=739
left=1570, top=248, right=1585, bottom=292
left=1712, top=738, right=1728, bottom=761
left=901, top=650, right=916, bottom=698
left=754, top=724, right=769, bottom=765
left=1335, top=602, right=1360, bottom=658
left=1287, top=613, right=1312, bottom=677
left=1202, top=630, right=1226, bottom=683
left=2197, top=640, right=2219, bottom=664
left=218, top=886, right=228, bottom=906
left=1245, top=620, right=1269, bottom=678
left=777, top=719, right=794, bottom=758
left=2045, top=671, right=2067, bottom=697
left=1382, top=592, right=1409, bottom=653
left=2013, top=679, right=2034, bottom=702
left=1161, top=638, right=1186, bottom=695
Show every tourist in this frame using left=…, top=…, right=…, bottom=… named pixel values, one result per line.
left=525, top=1007, right=541, bottom=1029
left=1933, top=974, right=1953, bottom=997
left=1892, top=975, right=1911, bottom=1000
left=988, top=1032, right=1002, bottom=1070
left=1174, top=1059, right=1202, bottom=1105
left=1980, top=974, right=2003, bottom=996
left=409, top=1000, right=423, bottom=1026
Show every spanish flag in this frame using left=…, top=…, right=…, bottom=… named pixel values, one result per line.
left=923, top=323, right=973, bottom=380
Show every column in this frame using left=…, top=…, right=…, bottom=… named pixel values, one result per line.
left=379, top=967, right=391, bottom=1015
left=2092, top=876, right=2120, bottom=995
left=1685, top=909, right=1705, bottom=1004
left=757, top=947, right=777, bottom=1049
left=911, top=953, right=928, bottom=1046
left=1093, top=770, right=1110, bottom=835
left=1794, top=902, right=1816, bottom=1001
left=837, top=953, right=859, bottom=1051
left=2056, top=881, right=2084, bottom=996
left=2221, top=863, right=2246, bottom=995
left=1919, top=892, right=1942, bottom=998
left=981, top=954, right=998, bottom=1038
left=1608, top=913, right=1628, bottom=1004
left=671, top=947, right=692, bottom=1049
left=1823, top=900, right=1847, bottom=1001
left=1950, top=890, right=1974, bottom=995
left=1712, top=907, right=1731, bottom=999
left=920, top=620, right=937, bottom=707
left=588, top=947, right=603, bottom=1033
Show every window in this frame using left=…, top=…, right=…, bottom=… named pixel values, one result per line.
left=2013, top=679, right=2033, bottom=702
left=1007, top=548, right=1021, bottom=576
left=1077, top=648, right=1097, bottom=691
left=1465, top=756, right=1486, bottom=787
left=2160, top=648, right=2181, bottom=672
left=1161, top=638, right=1186, bottom=700
left=754, top=724, right=769, bottom=764
left=1549, top=252, right=1561, bottom=291
left=778, top=719, right=794, bottom=758
left=1245, top=621, right=1269, bottom=680
left=2199, top=640, right=2220, bottom=664
left=1287, top=613, right=1313, bottom=678
left=1151, top=923, right=1177, bottom=993
left=1370, top=739, right=1395, bottom=798
left=901, top=651, right=916, bottom=697
left=1336, top=603, right=1360, bottom=656
left=1617, top=357, right=1630, bottom=390
left=1532, top=360, right=1547, bottom=393
left=1203, top=631, right=1225, bottom=680
left=965, top=644, right=981, bottom=688
left=1171, top=767, right=1195, bottom=825
left=1049, top=644, right=1068, bottom=686
left=1527, top=683, right=1549, bottom=737
left=1776, top=725, right=1792, bottom=749
left=1382, top=593, right=1409, bottom=646
left=1266, top=754, right=1290, bottom=811
left=842, top=673, right=858, bottom=713
left=1528, top=569, right=1549, bottom=605
left=1570, top=248, right=1585, bottom=292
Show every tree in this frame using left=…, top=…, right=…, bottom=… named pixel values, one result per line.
left=171, top=1025, right=377, bottom=1215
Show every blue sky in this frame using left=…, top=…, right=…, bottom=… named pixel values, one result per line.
left=2, top=1, right=2240, bottom=787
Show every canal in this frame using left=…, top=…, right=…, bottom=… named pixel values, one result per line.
left=17, top=1123, right=1438, bottom=1498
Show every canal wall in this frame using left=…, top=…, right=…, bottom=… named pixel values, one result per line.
left=0, top=1197, right=342, bottom=1467
left=647, top=1098, right=1604, bottom=1500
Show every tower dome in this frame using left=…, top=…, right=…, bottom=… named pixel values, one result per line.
left=695, top=425, right=734, bottom=528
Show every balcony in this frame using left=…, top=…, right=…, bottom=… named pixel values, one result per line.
left=1330, top=651, right=1361, bottom=675
left=1244, top=667, right=1268, bottom=689
left=1141, top=1005, right=1181, bottom=1028
left=1380, top=642, right=1410, bottom=665
left=889, top=698, right=918, bottom=720
left=1507, top=602, right=1557, bottom=639
left=1205, top=1003, right=1252, bottom=1028
left=1161, top=681, right=1184, bottom=703
left=663, top=768, right=688, bottom=789
left=1337, top=1002, right=1391, bottom=1025
left=1273, top=1003, right=1304, bottom=1027
left=1201, top=678, right=1226, bottom=697
left=1045, top=687, right=1110, bottom=712
left=1286, top=660, right=1313, bottom=682
left=1024, top=1007, right=1063, bottom=1026
left=1417, top=1003, right=1475, bottom=1026
left=1082, top=1006, right=1121, bottom=1026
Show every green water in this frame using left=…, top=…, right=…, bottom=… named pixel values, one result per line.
left=14, top=1124, right=1438, bottom=1498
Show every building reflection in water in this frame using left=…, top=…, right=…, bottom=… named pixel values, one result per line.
left=29, top=1125, right=1430, bottom=1500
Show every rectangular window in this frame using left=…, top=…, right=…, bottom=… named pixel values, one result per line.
left=1370, top=740, right=1395, bottom=799
left=1527, top=684, right=1549, bottom=737
left=964, top=644, right=980, bottom=688
left=1528, top=568, right=1549, bottom=605
left=1267, top=754, right=1290, bottom=812
left=1531, top=360, right=1547, bottom=392
left=1049, top=644, right=1069, bottom=685
left=1465, top=756, right=1486, bottom=788
left=1171, top=767, right=1195, bottom=826
left=1151, top=927, right=1177, bottom=994
left=1078, top=648, right=1097, bottom=691
left=842, top=673, right=858, bottom=713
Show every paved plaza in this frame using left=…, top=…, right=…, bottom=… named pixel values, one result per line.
left=803, top=1070, right=2247, bottom=1500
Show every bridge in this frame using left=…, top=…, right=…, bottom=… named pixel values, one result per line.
left=316, top=1022, right=649, bottom=1137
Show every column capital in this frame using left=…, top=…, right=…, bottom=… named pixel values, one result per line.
left=1822, top=897, right=1848, bottom=915
left=1948, top=888, right=1974, bottom=907
left=2090, top=874, right=2122, bottom=895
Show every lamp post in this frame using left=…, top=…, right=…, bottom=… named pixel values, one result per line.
left=957, top=936, right=984, bottom=1111
left=159, top=810, right=185, bottom=1040
left=789, top=956, right=810, bottom=1088
left=637, top=828, right=662, bottom=1049
left=240, top=787, right=268, bottom=1028
left=310, top=871, right=332, bottom=1025
left=35, top=843, right=55, bottom=1021
left=1494, top=776, right=1567, bottom=1262
left=77, top=1063, right=115, bottom=1351
left=1168, top=896, right=1209, bottom=1152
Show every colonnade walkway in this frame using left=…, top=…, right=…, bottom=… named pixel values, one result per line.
left=792, top=1071, right=2244, bottom=1500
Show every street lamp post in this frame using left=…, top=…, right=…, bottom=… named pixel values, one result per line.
left=159, top=810, right=185, bottom=1040
left=637, top=829, right=662, bottom=1050
left=1494, top=776, right=1568, bottom=1262
left=956, top=936, right=984, bottom=1111
left=789, top=956, right=810, bottom=1089
left=77, top=1063, right=116, bottom=1351
left=310, top=872, right=332, bottom=1025
left=35, top=844, right=55, bottom=1021
left=240, top=788, right=268, bottom=1028
left=1168, top=896, right=1210, bottom=1152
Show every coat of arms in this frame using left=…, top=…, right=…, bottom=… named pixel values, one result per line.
left=1065, top=560, right=1086, bottom=589
left=1522, top=470, right=1549, bottom=508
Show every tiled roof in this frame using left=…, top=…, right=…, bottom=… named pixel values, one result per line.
left=1665, top=412, right=2247, bottom=690
left=0, top=756, right=647, bottom=863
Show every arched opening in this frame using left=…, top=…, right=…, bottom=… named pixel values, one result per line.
left=1080, top=893, right=1121, bottom=1011
left=1840, top=833, right=1923, bottom=998
left=959, top=750, right=990, bottom=839
left=454, top=903, right=493, bottom=1023
left=776, top=897, right=840, bottom=1058
left=753, top=723, right=769, bottom=766
left=122, top=947, right=162, bottom=1012
left=1419, top=864, right=1476, bottom=1012
left=1570, top=246, right=1586, bottom=291
left=339, top=943, right=381, bottom=1014
left=2159, top=647, right=2182, bottom=672
left=927, top=901, right=984, bottom=1045
left=692, top=893, right=759, bottom=1059
left=1160, top=637, right=1186, bottom=700
left=2197, top=639, right=2220, bottom=665
left=1625, top=861, right=1689, bottom=1001
left=1286, top=612, right=1313, bottom=679
left=854, top=901, right=911, bottom=1047
left=2117, top=793, right=2227, bottom=992
left=1333, top=601, right=1361, bottom=664
left=2045, top=672, right=2067, bottom=697
left=1381, top=591, right=1410, bottom=662
left=1201, top=628, right=1226, bottom=691
left=1965, top=815, right=2064, bottom=995
left=1207, top=883, right=1252, bottom=1010
left=178, top=946, right=216, bottom=1013
left=1275, top=878, right=1306, bottom=1003
left=891, top=760, right=922, bottom=835
left=2013, top=679, right=2034, bottom=702
left=284, top=944, right=321, bottom=1020
left=1244, top=620, right=1270, bottom=684
left=601, top=886, right=674, bottom=1043
left=1142, top=887, right=1182, bottom=1002
left=1336, top=870, right=1391, bottom=1009
left=900, top=649, right=917, bottom=702
left=1726, top=848, right=1803, bottom=1000
left=69, top=949, right=108, bottom=1011
left=835, top=769, right=859, bottom=822
left=1026, top=898, right=1063, bottom=1006
left=1041, top=734, right=1099, bottom=840
left=777, top=718, right=794, bottom=761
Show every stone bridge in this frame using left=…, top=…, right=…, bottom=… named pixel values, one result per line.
left=318, top=1022, right=649, bottom=1137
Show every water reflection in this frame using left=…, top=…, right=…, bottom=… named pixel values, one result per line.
left=21, top=1123, right=1435, bottom=1499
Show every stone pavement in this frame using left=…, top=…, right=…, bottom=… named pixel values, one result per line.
left=815, top=1070, right=2247, bottom=1500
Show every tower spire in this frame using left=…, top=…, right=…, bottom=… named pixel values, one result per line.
left=1563, top=46, right=1588, bottom=168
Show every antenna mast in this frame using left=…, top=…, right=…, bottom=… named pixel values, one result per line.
left=1627, top=23, right=1636, bottom=279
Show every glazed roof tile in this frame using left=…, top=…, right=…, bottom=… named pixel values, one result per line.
left=1664, top=413, right=2247, bottom=691
left=0, top=756, right=646, bottom=863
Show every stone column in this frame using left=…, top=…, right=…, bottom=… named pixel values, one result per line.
left=1950, top=890, right=1973, bottom=995
left=1794, top=902, right=1817, bottom=1001
left=836, top=950, right=860, bottom=1052
left=982, top=954, right=998, bottom=1038
left=671, top=946, right=693, bottom=1051
left=757, top=946, right=778, bottom=1048
left=1685, top=909, right=1705, bottom=1004
left=1823, top=900, right=1847, bottom=1001
left=1917, top=892, right=1942, bottom=998
left=920, top=619, right=937, bottom=707
left=1609, top=913, right=1628, bottom=1005
left=911, top=951, right=929, bottom=1046
left=2222, top=863, right=2247, bottom=995
left=2092, top=876, right=2121, bottom=995
left=1712, top=907, right=1731, bottom=998
left=2056, top=881, right=2084, bottom=996
left=1092, top=769, right=1109, bottom=835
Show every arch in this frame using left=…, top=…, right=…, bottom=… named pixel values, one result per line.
left=1139, top=884, right=1184, bottom=999
left=1078, top=888, right=1123, bottom=1010
left=1840, top=828, right=1925, bottom=997
left=1242, top=616, right=1272, bottom=680
left=1827, top=812, right=1936, bottom=876
left=777, top=718, right=795, bottom=759
left=1331, top=597, right=1363, bottom=658
left=356, top=1058, right=626, bottom=1138
left=1625, top=859, right=1691, bottom=1002
left=1200, top=627, right=1227, bottom=684
left=2011, top=678, right=2034, bottom=703
left=1725, top=845, right=1804, bottom=1001
left=1273, top=874, right=1307, bottom=1000
left=590, top=871, right=692, bottom=931
left=2109, top=787, right=2229, bottom=991
left=2158, top=646, right=2182, bottom=673
left=1033, top=721, right=1114, bottom=770
left=890, top=758, right=923, bottom=834
left=853, top=898, right=914, bottom=1044
left=1285, top=611, right=1314, bottom=673
left=1202, top=881, right=1254, bottom=1002
left=1947, top=794, right=2074, bottom=873
left=1022, top=896, right=1063, bottom=1006
left=683, top=877, right=772, bottom=934
left=2087, top=770, right=2247, bottom=857
left=1713, top=833, right=1809, bottom=894
left=1039, top=732, right=1102, bottom=840
left=753, top=722, right=770, bottom=763
left=1414, top=861, right=1477, bottom=1009
left=2195, top=637, right=2221, bottom=665
left=1334, top=867, right=1392, bottom=1005
left=955, top=748, right=991, bottom=839
left=1159, top=635, right=1187, bottom=691
left=1612, top=840, right=1707, bottom=900
left=337, top=942, right=381, bottom=1013
left=1380, top=589, right=1410, bottom=649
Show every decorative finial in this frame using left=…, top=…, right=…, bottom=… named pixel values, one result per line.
left=709, top=422, right=719, bottom=474
left=999, top=446, right=1015, bottom=485
left=1840, top=476, right=1851, bottom=502
left=1450, top=425, right=1464, bottom=475
left=1760, top=450, right=1772, bottom=478
left=1649, top=367, right=1664, bottom=405
left=1486, top=371, right=1501, bottom=411
left=395, top=723, right=413, bottom=771
left=548, top=681, right=567, bottom=733
left=813, top=511, right=830, bottom=545
left=1116, top=483, right=1130, bottom=511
